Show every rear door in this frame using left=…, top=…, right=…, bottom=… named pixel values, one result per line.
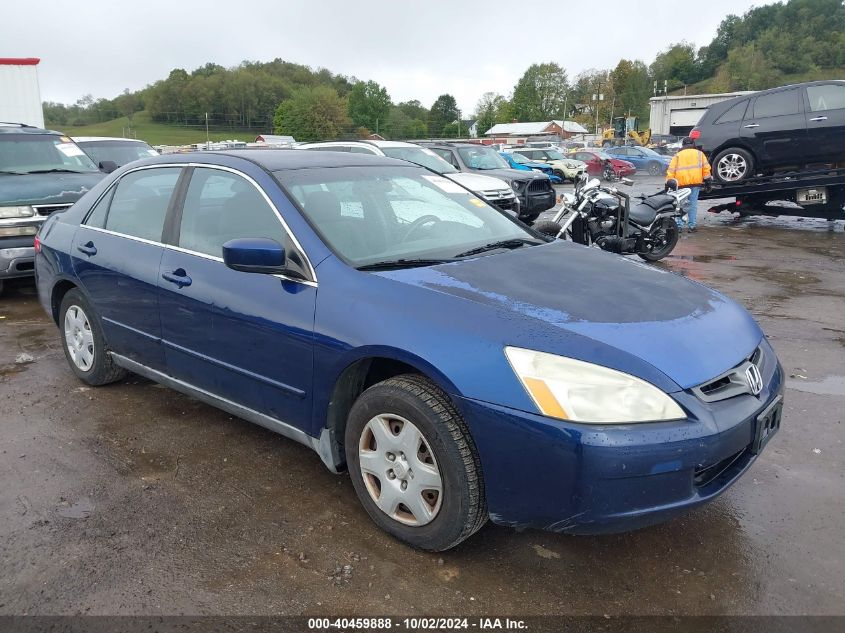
left=158, top=165, right=316, bottom=431
left=741, top=87, right=807, bottom=169
left=72, top=166, right=183, bottom=370
left=803, top=83, right=845, bottom=165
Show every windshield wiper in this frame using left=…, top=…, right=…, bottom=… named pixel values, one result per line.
left=24, top=168, right=88, bottom=174
left=454, top=238, right=539, bottom=259
left=357, top=258, right=456, bottom=271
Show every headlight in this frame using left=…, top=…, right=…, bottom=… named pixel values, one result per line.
left=0, top=226, right=38, bottom=237
left=504, top=347, right=685, bottom=423
left=511, top=181, right=521, bottom=191
left=0, top=206, right=35, bottom=219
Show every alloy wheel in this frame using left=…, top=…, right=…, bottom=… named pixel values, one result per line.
left=717, top=153, right=748, bottom=181
left=64, top=305, right=94, bottom=371
left=358, top=413, right=443, bottom=526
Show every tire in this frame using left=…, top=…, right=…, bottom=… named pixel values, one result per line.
left=345, top=374, right=487, bottom=551
left=59, top=289, right=127, bottom=386
left=552, top=169, right=566, bottom=182
left=712, top=147, right=754, bottom=184
left=638, top=217, right=679, bottom=262
left=533, top=220, right=563, bottom=238
left=647, top=161, right=662, bottom=176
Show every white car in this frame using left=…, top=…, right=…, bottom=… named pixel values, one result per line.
left=295, top=140, right=521, bottom=218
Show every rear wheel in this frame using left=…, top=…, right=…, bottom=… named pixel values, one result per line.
left=59, top=289, right=127, bottom=385
left=647, top=161, right=662, bottom=176
left=345, top=374, right=487, bottom=551
left=713, top=147, right=754, bottom=183
left=638, top=217, right=679, bottom=262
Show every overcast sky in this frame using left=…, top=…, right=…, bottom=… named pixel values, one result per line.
left=4, top=0, right=763, bottom=114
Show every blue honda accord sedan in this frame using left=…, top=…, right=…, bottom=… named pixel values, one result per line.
left=34, top=150, right=783, bottom=550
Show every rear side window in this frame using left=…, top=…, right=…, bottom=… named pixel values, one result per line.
left=104, top=168, right=180, bottom=242
left=753, top=89, right=800, bottom=118
left=715, top=100, right=748, bottom=124
left=806, top=84, right=845, bottom=112
left=348, top=146, right=377, bottom=154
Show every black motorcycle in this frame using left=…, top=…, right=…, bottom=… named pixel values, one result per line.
left=533, top=175, right=689, bottom=262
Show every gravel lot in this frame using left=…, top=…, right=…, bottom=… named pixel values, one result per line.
left=1, top=178, right=843, bottom=616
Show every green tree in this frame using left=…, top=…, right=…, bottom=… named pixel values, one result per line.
left=273, top=86, right=351, bottom=141
left=397, top=99, right=428, bottom=121
left=406, top=118, right=428, bottom=139
left=650, top=42, right=701, bottom=90
left=429, top=94, right=460, bottom=136
left=347, top=80, right=391, bottom=133
left=609, top=60, right=651, bottom=120
left=511, top=63, right=570, bottom=121
left=474, top=92, right=508, bottom=135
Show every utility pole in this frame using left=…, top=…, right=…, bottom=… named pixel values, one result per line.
left=205, top=112, right=210, bottom=148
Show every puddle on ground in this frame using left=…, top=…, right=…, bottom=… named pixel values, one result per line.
left=56, top=497, right=94, bottom=519
left=787, top=375, right=845, bottom=397
left=666, top=254, right=738, bottom=263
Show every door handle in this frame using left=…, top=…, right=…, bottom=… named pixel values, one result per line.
left=743, top=124, right=760, bottom=129
left=161, top=268, right=192, bottom=288
left=76, top=241, right=97, bottom=256
left=810, top=116, right=828, bottom=122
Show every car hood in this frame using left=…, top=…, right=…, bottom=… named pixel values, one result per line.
left=467, top=168, right=546, bottom=183
left=378, top=242, right=762, bottom=390
left=0, top=172, right=106, bottom=206
left=447, top=172, right=512, bottom=192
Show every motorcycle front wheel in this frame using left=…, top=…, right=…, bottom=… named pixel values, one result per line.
left=637, top=217, right=679, bottom=262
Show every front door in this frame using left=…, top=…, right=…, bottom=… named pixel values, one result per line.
left=71, top=166, right=183, bottom=370
left=158, top=166, right=317, bottom=432
left=741, top=87, right=807, bottom=169
left=803, top=83, right=845, bottom=165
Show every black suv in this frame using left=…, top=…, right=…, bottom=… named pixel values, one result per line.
left=693, top=81, right=845, bottom=183
left=422, top=143, right=556, bottom=222
left=0, top=124, right=108, bottom=292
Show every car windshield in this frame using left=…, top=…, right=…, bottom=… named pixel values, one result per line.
left=457, top=146, right=509, bottom=170
left=0, top=134, right=99, bottom=174
left=381, top=147, right=457, bottom=175
left=77, top=140, right=158, bottom=167
left=545, top=150, right=566, bottom=160
left=276, top=165, right=541, bottom=267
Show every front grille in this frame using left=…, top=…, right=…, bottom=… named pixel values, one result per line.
left=491, top=198, right=518, bottom=212
left=480, top=188, right=516, bottom=201
left=32, top=203, right=73, bottom=216
left=528, top=179, right=552, bottom=193
left=692, top=346, right=765, bottom=403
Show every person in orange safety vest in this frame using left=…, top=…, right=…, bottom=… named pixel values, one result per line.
left=666, top=137, right=713, bottom=232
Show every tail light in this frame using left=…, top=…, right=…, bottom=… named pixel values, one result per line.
left=689, top=129, right=701, bottom=140
left=33, top=234, right=41, bottom=253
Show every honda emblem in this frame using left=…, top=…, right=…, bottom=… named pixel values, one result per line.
left=745, top=364, right=763, bottom=396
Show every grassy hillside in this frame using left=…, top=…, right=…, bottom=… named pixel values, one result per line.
left=49, top=111, right=262, bottom=146
left=679, top=67, right=845, bottom=96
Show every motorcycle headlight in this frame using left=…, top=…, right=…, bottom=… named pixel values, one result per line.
left=504, top=347, right=685, bottom=423
left=0, top=205, right=35, bottom=219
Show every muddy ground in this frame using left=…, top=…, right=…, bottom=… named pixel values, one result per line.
left=1, top=179, right=843, bottom=616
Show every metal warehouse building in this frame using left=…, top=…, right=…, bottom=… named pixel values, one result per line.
left=649, top=92, right=753, bottom=136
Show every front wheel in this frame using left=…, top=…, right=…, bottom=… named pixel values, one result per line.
left=345, top=374, right=487, bottom=551
left=712, top=147, right=754, bottom=184
left=533, top=220, right=564, bottom=238
left=647, top=161, right=663, bottom=176
left=638, top=217, right=679, bottom=262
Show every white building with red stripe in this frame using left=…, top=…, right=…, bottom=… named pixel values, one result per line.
left=0, top=58, right=44, bottom=128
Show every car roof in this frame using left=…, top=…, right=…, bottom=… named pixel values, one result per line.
left=146, top=149, right=410, bottom=171
left=0, top=123, right=63, bottom=135
left=72, top=136, right=150, bottom=144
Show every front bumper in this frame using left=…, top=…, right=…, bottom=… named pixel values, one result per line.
left=457, top=349, right=784, bottom=534
left=0, top=237, right=36, bottom=280
left=521, top=189, right=556, bottom=215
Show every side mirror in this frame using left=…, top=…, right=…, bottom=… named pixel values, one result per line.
left=222, top=238, right=286, bottom=274
left=99, top=160, right=118, bottom=174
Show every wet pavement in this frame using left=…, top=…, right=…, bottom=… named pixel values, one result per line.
left=1, top=184, right=843, bottom=616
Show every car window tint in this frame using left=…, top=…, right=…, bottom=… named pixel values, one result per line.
left=104, top=168, right=180, bottom=242
left=348, top=146, right=377, bottom=154
left=806, top=84, right=845, bottom=112
left=716, top=100, right=748, bottom=124
left=753, top=89, right=800, bottom=118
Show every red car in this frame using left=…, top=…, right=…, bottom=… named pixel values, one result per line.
left=571, top=150, right=636, bottom=178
